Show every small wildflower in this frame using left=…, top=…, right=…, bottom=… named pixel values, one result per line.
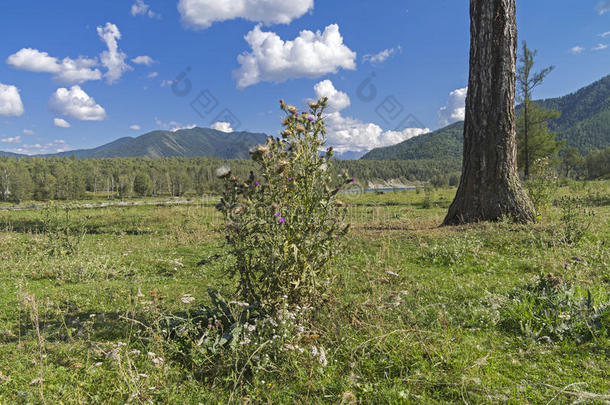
left=279, top=217, right=286, bottom=223
left=181, top=294, right=195, bottom=304
left=308, top=116, right=314, bottom=122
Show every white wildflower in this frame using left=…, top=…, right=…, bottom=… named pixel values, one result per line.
left=181, top=294, right=195, bottom=304
left=311, top=346, right=318, bottom=357
left=319, top=347, right=328, bottom=367
left=215, top=166, right=231, bottom=178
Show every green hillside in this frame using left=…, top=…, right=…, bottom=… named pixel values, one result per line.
left=362, top=74, right=610, bottom=160
left=361, top=122, right=464, bottom=160
left=50, top=128, right=268, bottom=159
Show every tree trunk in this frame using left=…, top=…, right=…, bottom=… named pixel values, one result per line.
left=523, top=98, right=530, bottom=179
left=444, top=0, right=534, bottom=225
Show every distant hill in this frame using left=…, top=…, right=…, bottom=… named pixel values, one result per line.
left=0, top=151, right=26, bottom=157
left=361, top=122, right=464, bottom=160
left=362, top=74, right=610, bottom=160
left=534, top=74, right=610, bottom=152
left=50, top=128, right=268, bottom=159
left=0, top=128, right=268, bottom=159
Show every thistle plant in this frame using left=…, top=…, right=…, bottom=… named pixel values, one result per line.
left=216, top=98, right=350, bottom=311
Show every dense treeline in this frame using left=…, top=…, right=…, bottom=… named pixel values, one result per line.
left=0, top=156, right=461, bottom=203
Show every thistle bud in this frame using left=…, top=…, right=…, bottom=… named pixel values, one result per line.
left=295, top=125, right=306, bottom=133
left=276, top=160, right=290, bottom=173
left=287, top=105, right=298, bottom=114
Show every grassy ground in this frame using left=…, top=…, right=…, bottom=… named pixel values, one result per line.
left=0, top=181, right=608, bottom=404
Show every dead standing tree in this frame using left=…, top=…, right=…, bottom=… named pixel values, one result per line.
left=444, top=0, right=535, bottom=225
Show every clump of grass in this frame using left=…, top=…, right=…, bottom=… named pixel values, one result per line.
left=499, top=271, right=610, bottom=344
left=554, top=196, right=595, bottom=245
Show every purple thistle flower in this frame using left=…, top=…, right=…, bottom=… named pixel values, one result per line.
left=234, top=227, right=239, bottom=233
left=279, top=217, right=286, bottom=223
left=576, top=257, right=581, bottom=262
left=275, top=212, right=281, bottom=217
left=564, top=263, right=569, bottom=268
left=351, top=178, right=356, bottom=183
left=308, top=116, right=314, bottom=122
left=288, top=177, right=293, bottom=181
left=254, top=181, right=259, bottom=186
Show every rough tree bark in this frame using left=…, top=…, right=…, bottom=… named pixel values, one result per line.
left=444, top=0, right=534, bottom=225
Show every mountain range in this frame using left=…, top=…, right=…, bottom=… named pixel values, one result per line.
left=1, top=128, right=268, bottom=159
left=2, top=74, right=609, bottom=161
left=362, top=73, right=610, bottom=160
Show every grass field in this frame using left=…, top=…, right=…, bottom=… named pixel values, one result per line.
left=0, top=181, right=608, bottom=404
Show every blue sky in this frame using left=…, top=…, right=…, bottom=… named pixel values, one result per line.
left=0, top=0, right=609, bottom=156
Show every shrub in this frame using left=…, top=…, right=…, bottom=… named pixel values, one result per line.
left=216, top=98, right=350, bottom=311
left=525, top=157, right=558, bottom=218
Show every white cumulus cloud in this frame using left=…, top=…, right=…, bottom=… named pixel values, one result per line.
left=7, top=48, right=102, bottom=85
left=98, top=23, right=132, bottom=84
left=132, top=55, right=156, bottom=66
left=234, top=24, right=356, bottom=88
left=309, top=80, right=429, bottom=153
left=325, top=112, right=429, bottom=153
left=155, top=117, right=196, bottom=132
left=129, top=124, right=141, bottom=131
left=597, top=1, right=610, bottom=14
left=0, top=83, right=25, bottom=116
left=178, top=0, right=313, bottom=29
left=593, top=43, right=608, bottom=51
left=570, top=46, right=585, bottom=55
left=54, top=118, right=71, bottom=128
left=363, top=46, right=401, bottom=64
left=49, top=86, right=107, bottom=121
left=437, top=87, right=467, bottom=128
left=23, top=129, right=35, bottom=135
left=1, top=136, right=21, bottom=144
left=131, top=0, right=159, bottom=18
left=313, top=79, right=350, bottom=113
left=211, top=121, right=234, bottom=133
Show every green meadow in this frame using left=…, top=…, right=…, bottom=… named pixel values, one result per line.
left=0, top=181, right=608, bottom=404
